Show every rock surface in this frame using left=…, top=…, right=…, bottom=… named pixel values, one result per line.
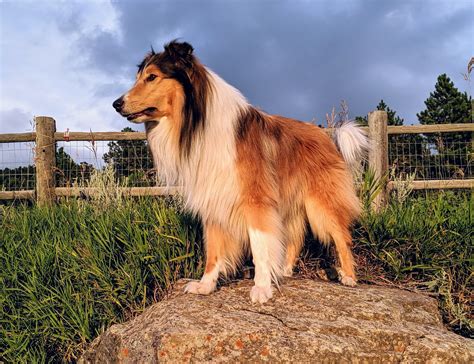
left=80, top=278, right=473, bottom=363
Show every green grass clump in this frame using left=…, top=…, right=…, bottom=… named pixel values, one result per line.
left=1, top=187, right=472, bottom=362
left=0, top=197, right=201, bottom=362
left=355, top=191, right=473, bottom=337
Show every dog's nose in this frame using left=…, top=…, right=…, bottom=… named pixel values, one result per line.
left=113, top=96, right=124, bottom=111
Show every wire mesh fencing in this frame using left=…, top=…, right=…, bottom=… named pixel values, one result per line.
left=388, top=132, right=473, bottom=181
left=0, top=125, right=472, bottom=198
left=0, top=137, right=158, bottom=193
left=55, top=139, right=156, bottom=188
left=0, top=142, right=36, bottom=191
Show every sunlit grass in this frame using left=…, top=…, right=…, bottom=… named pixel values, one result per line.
left=0, top=197, right=201, bottom=362
left=0, top=177, right=472, bottom=362
left=355, top=190, right=473, bottom=337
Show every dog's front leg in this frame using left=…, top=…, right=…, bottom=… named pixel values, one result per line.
left=248, top=226, right=284, bottom=304
left=184, top=223, right=222, bottom=295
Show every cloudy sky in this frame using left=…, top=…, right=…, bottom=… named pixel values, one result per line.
left=0, top=0, right=472, bottom=134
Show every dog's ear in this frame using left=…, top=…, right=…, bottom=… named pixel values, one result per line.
left=137, top=51, right=155, bottom=73
left=164, top=40, right=194, bottom=66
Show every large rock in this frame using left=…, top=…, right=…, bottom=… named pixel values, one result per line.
left=80, top=278, right=473, bottom=363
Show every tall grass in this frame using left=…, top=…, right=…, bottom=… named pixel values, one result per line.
left=0, top=197, right=201, bottom=362
left=355, top=190, right=473, bottom=337
left=1, top=170, right=472, bottom=362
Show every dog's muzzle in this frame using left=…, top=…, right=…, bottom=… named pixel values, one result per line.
left=113, top=96, right=124, bottom=112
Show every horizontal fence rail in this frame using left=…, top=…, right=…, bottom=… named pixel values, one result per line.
left=0, top=132, right=36, bottom=143
left=54, top=186, right=181, bottom=197
left=2, top=123, right=473, bottom=144
left=0, top=114, right=472, bottom=210
left=387, top=123, right=474, bottom=134
left=387, top=179, right=473, bottom=191
left=0, top=187, right=182, bottom=200
left=0, top=131, right=147, bottom=143
left=53, top=131, right=148, bottom=141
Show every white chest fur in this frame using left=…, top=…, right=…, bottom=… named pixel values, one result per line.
left=147, top=70, right=249, bottom=229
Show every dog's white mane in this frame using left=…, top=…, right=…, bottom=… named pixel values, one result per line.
left=146, top=69, right=249, bottom=228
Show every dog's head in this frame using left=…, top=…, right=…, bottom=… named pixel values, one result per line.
left=113, top=41, right=192, bottom=123
left=113, top=40, right=209, bottom=156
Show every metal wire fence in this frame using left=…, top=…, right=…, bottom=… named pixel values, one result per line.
left=388, top=132, right=473, bottom=180
left=0, top=138, right=158, bottom=192
left=0, top=142, right=36, bottom=191
left=55, top=140, right=156, bottom=188
left=0, top=123, right=472, bottom=197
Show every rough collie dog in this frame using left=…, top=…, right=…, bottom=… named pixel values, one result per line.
left=113, top=41, right=368, bottom=303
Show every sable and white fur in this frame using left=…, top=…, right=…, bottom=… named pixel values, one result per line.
left=113, top=41, right=368, bottom=303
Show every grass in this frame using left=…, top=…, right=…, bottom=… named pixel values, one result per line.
left=0, top=197, right=201, bottom=362
left=354, top=190, right=473, bottom=337
left=0, top=184, right=472, bottom=362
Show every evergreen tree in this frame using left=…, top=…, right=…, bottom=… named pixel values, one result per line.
left=418, top=74, right=471, bottom=126
left=103, top=127, right=154, bottom=186
left=354, top=115, right=367, bottom=126
left=417, top=74, right=472, bottom=179
left=355, top=99, right=404, bottom=126
left=376, top=99, right=404, bottom=126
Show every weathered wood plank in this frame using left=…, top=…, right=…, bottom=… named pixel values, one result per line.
left=0, top=132, right=36, bottom=143
left=1, top=124, right=472, bottom=143
left=54, top=132, right=147, bottom=141
left=55, top=186, right=182, bottom=197
left=35, top=117, right=56, bottom=206
left=388, top=179, right=473, bottom=190
left=0, top=190, right=35, bottom=199
left=387, top=123, right=474, bottom=134
left=368, top=111, right=388, bottom=211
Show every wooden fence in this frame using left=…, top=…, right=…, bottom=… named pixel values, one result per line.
left=0, top=112, right=473, bottom=209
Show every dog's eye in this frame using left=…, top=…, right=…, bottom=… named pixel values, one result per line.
left=146, top=74, right=158, bottom=82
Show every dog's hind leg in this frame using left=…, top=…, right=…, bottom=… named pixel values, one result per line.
left=185, top=222, right=228, bottom=295
left=283, top=214, right=306, bottom=277
left=304, top=194, right=358, bottom=286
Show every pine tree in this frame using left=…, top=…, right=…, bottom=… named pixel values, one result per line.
left=417, top=74, right=472, bottom=179
left=355, top=99, right=404, bottom=126
left=376, top=99, right=404, bottom=126
left=418, top=74, right=471, bottom=126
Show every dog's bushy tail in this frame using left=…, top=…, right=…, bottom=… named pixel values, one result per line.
left=333, top=121, right=369, bottom=172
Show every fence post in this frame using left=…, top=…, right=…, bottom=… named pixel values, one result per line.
left=368, top=110, right=388, bottom=211
left=35, top=116, right=56, bottom=206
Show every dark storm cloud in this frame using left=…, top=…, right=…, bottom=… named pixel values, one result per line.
left=78, top=0, right=472, bottom=124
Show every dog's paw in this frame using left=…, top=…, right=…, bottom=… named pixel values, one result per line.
left=283, top=266, right=294, bottom=277
left=250, top=285, right=273, bottom=304
left=184, top=280, right=216, bottom=295
left=340, top=275, right=357, bottom=287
